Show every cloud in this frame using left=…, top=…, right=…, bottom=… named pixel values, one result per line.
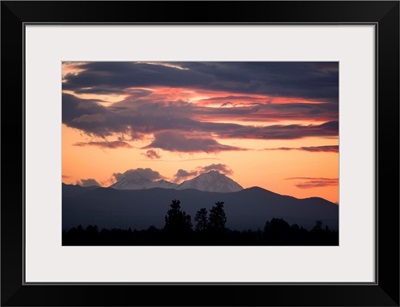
left=172, top=163, right=233, bottom=183
left=62, top=63, right=338, bottom=148
left=216, top=121, right=338, bottom=140
left=76, top=178, right=100, bottom=187
left=144, top=131, right=245, bottom=153
left=73, top=141, right=132, bottom=149
left=298, top=145, right=338, bottom=153
left=63, top=92, right=337, bottom=145
left=286, top=177, right=338, bottom=189
left=113, top=168, right=164, bottom=183
left=62, top=93, right=199, bottom=139
left=265, top=145, right=338, bottom=153
left=63, top=62, right=212, bottom=96
left=199, top=163, right=233, bottom=175
left=194, top=101, right=338, bottom=122
left=142, top=149, right=161, bottom=159
left=63, top=62, right=338, bottom=103
left=62, top=93, right=127, bottom=137
left=62, top=175, right=70, bottom=179
left=172, top=169, right=199, bottom=183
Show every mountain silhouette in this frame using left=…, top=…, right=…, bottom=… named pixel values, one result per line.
left=62, top=183, right=338, bottom=231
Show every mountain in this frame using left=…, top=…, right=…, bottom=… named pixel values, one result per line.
left=152, top=179, right=178, bottom=189
left=178, top=171, right=243, bottom=193
left=62, top=184, right=338, bottom=231
left=109, top=170, right=242, bottom=193
left=110, top=175, right=178, bottom=190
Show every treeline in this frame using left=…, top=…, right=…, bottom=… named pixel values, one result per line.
left=63, top=199, right=338, bottom=246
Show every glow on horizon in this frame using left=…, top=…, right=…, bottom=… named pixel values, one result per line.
left=62, top=124, right=339, bottom=203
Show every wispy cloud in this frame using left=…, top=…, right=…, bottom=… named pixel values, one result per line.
left=286, top=177, right=338, bottom=189
left=265, top=145, right=338, bottom=153
left=142, top=149, right=161, bottom=159
left=73, top=140, right=132, bottom=149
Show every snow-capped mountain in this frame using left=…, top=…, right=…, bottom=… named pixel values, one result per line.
left=152, top=179, right=179, bottom=189
left=110, top=175, right=178, bottom=190
left=178, top=171, right=243, bottom=193
left=109, top=170, right=242, bottom=192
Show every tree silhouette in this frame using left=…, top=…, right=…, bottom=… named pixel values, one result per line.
left=194, top=208, right=208, bottom=232
left=264, top=218, right=291, bottom=244
left=163, top=200, right=192, bottom=239
left=312, top=220, right=323, bottom=232
left=63, top=218, right=338, bottom=246
left=208, top=201, right=227, bottom=232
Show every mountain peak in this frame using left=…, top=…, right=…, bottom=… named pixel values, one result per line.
left=205, top=170, right=224, bottom=176
left=178, top=171, right=243, bottom=193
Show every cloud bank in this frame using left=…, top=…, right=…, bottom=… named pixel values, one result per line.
left=62, top=62, right=338, bottom=153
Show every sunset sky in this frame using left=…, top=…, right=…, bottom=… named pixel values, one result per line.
left=62, top=62, right=339, bottom=203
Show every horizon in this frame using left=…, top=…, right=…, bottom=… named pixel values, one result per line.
left=62, top=169, right=338, bottom=204
left=62, top=62, right=339, bottom=203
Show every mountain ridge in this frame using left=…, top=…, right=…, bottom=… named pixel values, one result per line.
left=62, top=183, right=338, bottom=231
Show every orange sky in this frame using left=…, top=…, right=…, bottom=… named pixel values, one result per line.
left=62, top=62, right=339, bottom=203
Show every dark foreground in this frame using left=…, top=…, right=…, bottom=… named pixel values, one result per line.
left=63, top=219, right=338, bottom=246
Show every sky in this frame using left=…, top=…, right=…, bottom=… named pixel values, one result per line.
left=62, top=62, right=339, bottom=203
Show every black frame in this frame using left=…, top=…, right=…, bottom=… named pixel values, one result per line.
left=1, top=1, right=399, bottom=306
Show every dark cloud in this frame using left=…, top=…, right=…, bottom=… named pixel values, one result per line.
left=73, top=141, right=132, bottom=149
left=62, top=63, right=338, bottom=150
left=63, top=93, right=338, bottom=146
left=173, top=169, right=199, bottom=183
left=63, top=62, right=338, bottom=103
left=217, top=121, right=338, bottom=140
left=63, top=93, right=198, bottom=139
left=144, top=131, right=245, bottom=153
left=63, top=62, right=212, bottom=96
left=113, top=168, right=164, bottom=182
left=142, top=149, right=161, bottom=159
left=265, top=145, right=338, bottom=153
left=199, top=163, right=233, bottom=175
left=286, top=177, right=338, bottom=189
left=182, top=62, right=339, bottom=102
left=62, top=93, right=127, bottom=137
left=299, top=145, right=338, bottom=153
left=76, top=178, right=100, bottom=187
left=195, top=101, right=338, bottom=122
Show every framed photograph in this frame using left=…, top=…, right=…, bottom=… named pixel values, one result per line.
left=1, top=1, right=399, bottom=306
